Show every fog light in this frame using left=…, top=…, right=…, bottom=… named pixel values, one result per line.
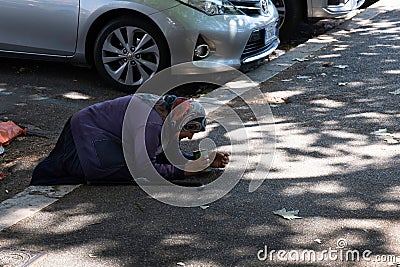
left=194, top=44, right=210, bottom=59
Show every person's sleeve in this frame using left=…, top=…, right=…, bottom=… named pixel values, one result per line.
left=133, top=123, right=184, bottom=180
left=182, top=151, right=195, bottom=160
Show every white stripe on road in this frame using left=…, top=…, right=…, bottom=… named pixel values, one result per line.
left=0, top=185, right=80, bottom=232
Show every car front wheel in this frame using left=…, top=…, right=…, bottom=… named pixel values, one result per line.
left=94, top=17, right=169, bottom=92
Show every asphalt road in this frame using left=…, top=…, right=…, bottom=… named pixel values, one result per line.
left=1, top=1, right=399, bottom=266
left=0, top=14, right=354, bottom=203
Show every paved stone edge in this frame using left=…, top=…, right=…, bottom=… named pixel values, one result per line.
left=0, top=185, right=80, bottom=232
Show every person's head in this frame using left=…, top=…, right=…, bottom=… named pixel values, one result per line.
left=160, top=95, right=207, bottom=140
left=178, top=116, right=207, bottom=140
left=178, top=117, right=206, bottom=140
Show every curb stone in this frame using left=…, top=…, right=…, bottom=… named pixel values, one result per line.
left=0, top=185, right=79, bottom=231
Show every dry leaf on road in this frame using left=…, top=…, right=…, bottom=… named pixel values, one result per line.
left=273, top=208, right=302, bottom=220
left=293, top=57, right=309, bottom=62
left=389, top=89, right=400, bottom=95
left=370, top=128, right=390, bottom=136
left=265, top=95, right=289, bottom=104
left=322, top=62, right=334, bottom=67
left=333, top=65, right=349, bottom=69
left=384, top=136, right=400, bottom=144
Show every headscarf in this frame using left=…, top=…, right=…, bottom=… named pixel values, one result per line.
left=136, top=93, right=206, bottom=133
left=166, top=96, right=206, bottom=133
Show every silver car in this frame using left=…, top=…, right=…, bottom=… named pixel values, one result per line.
left=0, top=0, right=279, bottom=91
left=271, top=0, right=365, bottom=40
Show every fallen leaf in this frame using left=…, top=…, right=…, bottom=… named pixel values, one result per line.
left=297, top=76, right=312, bottom=79
left=338, top=82, right=348, bottom=86
left=321, top=73, right=327, bottom=76
left=292, top=57, right=309, bottom=62
left=177, top=262, right=185, bottom=266
left=333, top=65, right=349, bottom=69
left=273, top=208, right=302, bottom=221
left=370, top=128, right=390, bottom=136
left=384, top=136, right=399, bottom=144
left=389, top=89, right=400, bottom=95
left=266, top=95, right=289, bottom=104
left=322, top=62, right=334, bottom=67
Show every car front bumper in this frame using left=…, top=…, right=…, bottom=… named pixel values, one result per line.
left=308, top=0, right=366, bottom=18
left=151, top=2, right=280, bottom=69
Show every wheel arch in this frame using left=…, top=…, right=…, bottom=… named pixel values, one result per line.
left=84, top=9, right=171, bottom=67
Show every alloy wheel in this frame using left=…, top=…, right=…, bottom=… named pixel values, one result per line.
left=101, top=26, right=160, bottom=86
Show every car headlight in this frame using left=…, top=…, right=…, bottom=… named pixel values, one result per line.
left=177, top=0, right=243, bottom=16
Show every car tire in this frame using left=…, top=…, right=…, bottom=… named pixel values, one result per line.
left=94, top=16, right=170, bottom=92
left=273, top=0, right=305, bottom=41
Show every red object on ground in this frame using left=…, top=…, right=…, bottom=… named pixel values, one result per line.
left=0, top=121, right=27, bottom=146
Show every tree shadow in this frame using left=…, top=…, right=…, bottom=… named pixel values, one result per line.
left=1, top=10, right=400, bottom=267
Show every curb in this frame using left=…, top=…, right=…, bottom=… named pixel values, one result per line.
left=0, top=185, right=79, bottom=232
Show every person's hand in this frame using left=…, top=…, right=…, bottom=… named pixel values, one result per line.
left=184, top=157, right=210, bottom=176
left=210, top=151, right=230, bottom=168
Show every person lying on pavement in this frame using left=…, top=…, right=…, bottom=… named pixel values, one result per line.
left=30, top=93, right=229, bottom=185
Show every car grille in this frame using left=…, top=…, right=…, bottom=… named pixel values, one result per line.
left=241, top=28, right=276, bottom=61
left=230, top=0, right=261, bottom=17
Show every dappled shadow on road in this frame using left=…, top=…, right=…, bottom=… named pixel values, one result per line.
left=0, top=9, right=399, bottom=267
left=0, top=58, right=126, bottom=203
left=0, top=165, right=398, bottom=266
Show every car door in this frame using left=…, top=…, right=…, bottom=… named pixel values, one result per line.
left=0, top=0, right=79, bottom=56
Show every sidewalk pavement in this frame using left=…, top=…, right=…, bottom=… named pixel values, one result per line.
left=1, top=1, right=400, bottom=266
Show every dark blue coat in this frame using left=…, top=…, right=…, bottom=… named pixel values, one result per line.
left=71, top=95, right=184, bottom=182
